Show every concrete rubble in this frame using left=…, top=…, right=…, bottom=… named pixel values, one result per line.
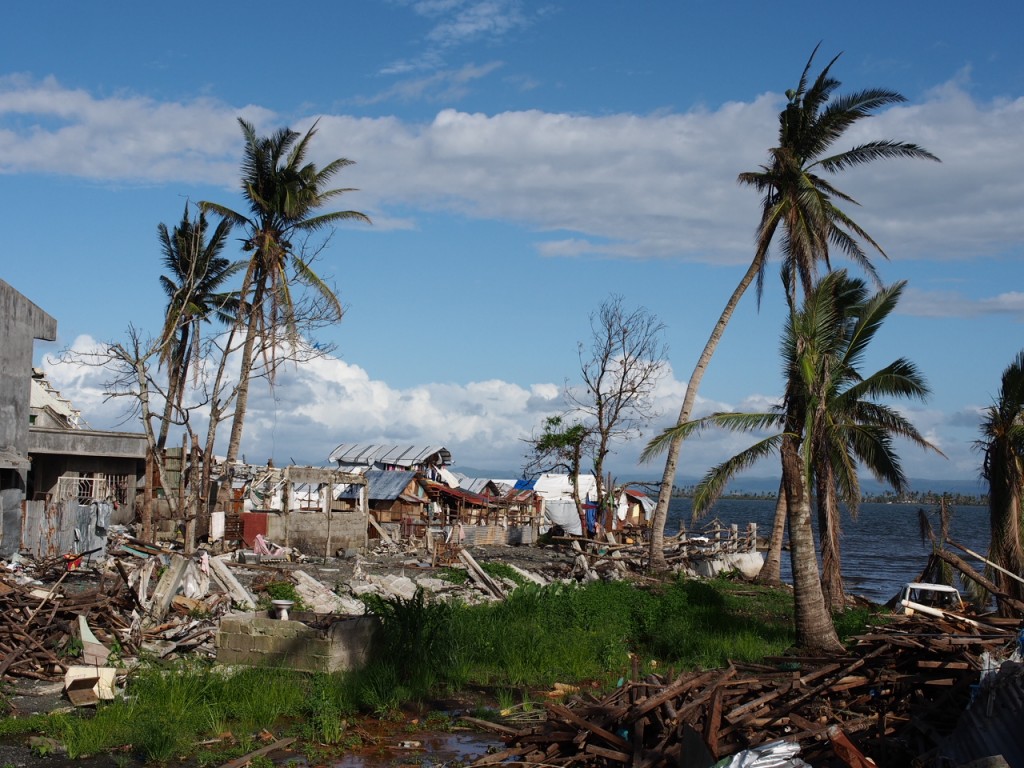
left=5, top=525, right=1021, bottom=766
left=0, top=526, right=581, bottom=701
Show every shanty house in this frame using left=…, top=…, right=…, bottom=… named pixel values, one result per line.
left=515, top=473, right=598, bottom=536
left=334, top=469, right=427, bottom=525
left=612, top=487, right=656, bottom=530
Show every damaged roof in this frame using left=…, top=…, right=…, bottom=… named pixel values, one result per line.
left=334, top=469, right=420, bottom=502
left=328, top=443, right=452, bottom=468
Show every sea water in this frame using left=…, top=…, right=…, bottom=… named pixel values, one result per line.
left=667, top=497, right=991, bottom=605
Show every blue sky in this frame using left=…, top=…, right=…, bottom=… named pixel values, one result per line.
left=4, top=1, right=1023, bottom=489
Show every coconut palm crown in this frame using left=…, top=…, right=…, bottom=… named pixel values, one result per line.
left=977, top=350, right=1024, bottom=609
left=647, top=44, right=940, bottom=573
left=738, top=43, right=940, bottom=306
left=200, top=117, right=370, bottom=466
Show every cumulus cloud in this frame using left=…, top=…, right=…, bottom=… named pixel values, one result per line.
left=899, top=287, right=1024, bottom=319
left=0, top=75, right=266, bottom=183
left=2, top=76, right=1022, bottom=268
left=40, top=336, right=760, bottom=478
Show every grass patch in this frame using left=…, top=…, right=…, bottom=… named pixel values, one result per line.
left=2, top=573, right=871, bottom=764
left=439, top=567, right=469, bottom=585
left=480, top=561, right=529, bottom=587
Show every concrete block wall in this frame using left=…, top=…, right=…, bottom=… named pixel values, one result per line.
left=458, top=524, right=535, bottom=547
left=215, top=613, right=376, bottom=673
left=265, top=509, right=367, bottom=558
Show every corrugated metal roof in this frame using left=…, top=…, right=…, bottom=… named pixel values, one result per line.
left=328, top=443, right=452, bottom=468
left=335, top=469, right=418, bottom=502
left=425, top=480, right=494, bottom=507
left=460, top=478, right=492, bottom=495
left=936, top=658, right=1024, bottom=766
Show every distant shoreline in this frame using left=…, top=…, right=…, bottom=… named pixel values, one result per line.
left=670, top=488, right=988, bottom=507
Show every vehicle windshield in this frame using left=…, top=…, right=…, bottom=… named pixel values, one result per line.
left=908, top=587, right=960, bottom=608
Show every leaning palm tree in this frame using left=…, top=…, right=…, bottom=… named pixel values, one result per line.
left=200, top=118, right=370, bottom=466
left=648, top=44, right=939, bottom=571
left=644, top=271, right=937, bottom=648
left=156, top=204, right=237, bottom=451
left=977, top=350, right=1024, bottom=613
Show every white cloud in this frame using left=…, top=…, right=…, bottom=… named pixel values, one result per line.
left=415, top=0, right=530, bottom=48
left=355, top=61, right=504, bottom=105
left=39, top=331, right=978, bottom=483
left=2, top=76, right=1022, bottom=268
left=40, top=336, right=759, bottom=478
left=899, top=287, right=1024, bottom=319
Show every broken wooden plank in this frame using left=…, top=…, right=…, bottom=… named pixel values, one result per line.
left=217, top=737, right=296, bottom=768
left=459, top=549, right=505, bottom=599
left=208, top=555, right=256, bottom=610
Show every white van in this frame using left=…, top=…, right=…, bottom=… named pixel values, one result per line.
left=895, top=582, right=964, bottom=616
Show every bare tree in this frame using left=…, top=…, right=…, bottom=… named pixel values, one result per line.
left=568, top=295, right=666, bottom=527
left=61, top=327, right=210, bottom=548
left=525, top=297, right=666, bottom=538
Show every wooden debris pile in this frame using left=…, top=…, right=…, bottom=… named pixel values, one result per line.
left=0, top=572, right=137, bottom=682
left=470, top=613, right=1020, bottom=767
left=549, top=521, right=761, bottom=582
left=0, top=547, right=248, bottom=685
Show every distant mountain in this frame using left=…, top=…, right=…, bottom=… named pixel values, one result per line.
left=623, top=474, right=986, bottom=498
left=453, top=465, right=522, bottom=481
left=455, top=465, right=985, bottom=498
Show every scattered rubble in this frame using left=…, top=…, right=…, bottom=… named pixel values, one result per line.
left=0, top=531, right=569, bottom=695
left=470, top=612, right=1022, bottom=767
left=2, top=528, right=1023, bottom=766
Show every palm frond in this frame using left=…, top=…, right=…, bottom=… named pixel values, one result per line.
left=640, top=411, right=779, bottom=462
left=693, top=434, right=786, bottom=517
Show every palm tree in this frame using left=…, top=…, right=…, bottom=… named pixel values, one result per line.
left=800, top=276, right=939, bottom=609
left=977, top=350, right=1024, bottom=613
left=648, top=44, right=939, bottom=571
left=200, top=118, right=370, bottom=466
left=644, top=271, right=937, bottom=648
left=156, top=204, right=236, bottom=451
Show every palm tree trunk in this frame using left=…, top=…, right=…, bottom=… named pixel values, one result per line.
left=990, top=487, right=1024, bottom=614
left=157, top=328, right=189, bottom=452
left=649, top=255, right=764, bottom=570
left=224, top=280, right=263, bottom=468
left=757, top=478, right=787, bottom=585
left=782, top=435, right=842, bottom=652
left=816, top=469, right=847, bottom=611
left=224, top=318, right=257, bottom=468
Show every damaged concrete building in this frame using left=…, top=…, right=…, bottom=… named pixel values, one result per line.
left=0, top=280, right=146, bottom=560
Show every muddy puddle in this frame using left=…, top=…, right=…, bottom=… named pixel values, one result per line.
left=0, top=729, right=504, bottom=768
left=288, top=729, right=503, bottom=767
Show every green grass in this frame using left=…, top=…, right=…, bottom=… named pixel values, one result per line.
left=0, top=574, right=873, bottom=764
left=356, top=575, right=821, bottom=693
left=480, top=561, right=529, bottom=587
